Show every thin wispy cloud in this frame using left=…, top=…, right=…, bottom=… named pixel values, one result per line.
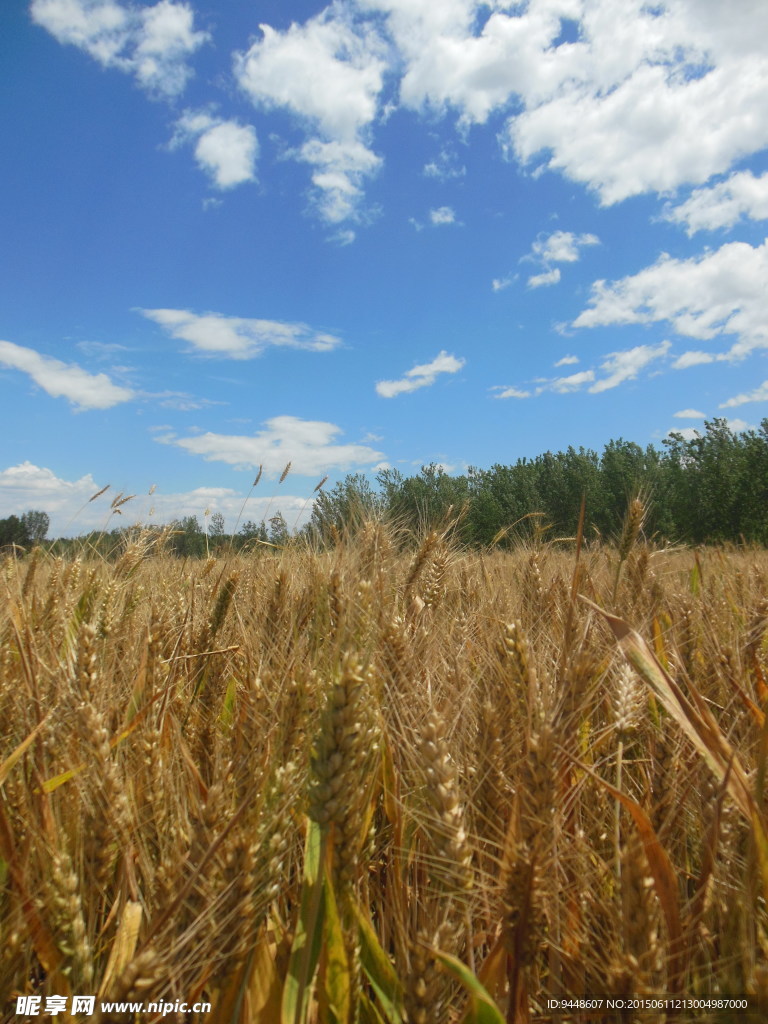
left=140, top=309, right=342, bottom=359
left=528, top=268, right=561, bottom=289
left=493, top=341, right=670, bottom=399
left=423, top=149, right=466, bottom=181
left=376, top=350, right=465, bottom=398
left=550, top=369, right=596, bottom=393
left=0, top=340, right=135, bottom=410
left=720, top=381, right=768, bottom=408
left=588, top=341, right=671, bottom=393
left=492, top=275, right=515, bottom=292
left=491, top=385, right=531, bottom=400
left=673, top=351, right=715, bottom=369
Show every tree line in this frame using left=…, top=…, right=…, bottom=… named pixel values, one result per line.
left=308, top=418, right=768, bottom=547
left=2, top=418, right=766, bottom=555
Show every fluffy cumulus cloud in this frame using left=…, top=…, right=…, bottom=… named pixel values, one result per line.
left=532, top=230, right=600, bottom=263
left=172, top=111, right=258, bottom=189
left=30, top=0, right=208, bottom=97
left=156, top=415, right=385, bottom=475
left=664, top=171, right=768, bottom=235
left=674, top=408, right=705, bottom=418
left=523, top=230, right=598, bottom=287
left=376, top=350, right=465, bottom=398
left=0, top=340, right=135, bottom=410
left=354, top=0, right=768, bottom=203
left=573, top=240, right=768, bottom=360
left=32, top=2, right=768, bottom=218
left=140, top=309, right=341, bottom=359
left=0, top=462, right=315, bottom=537
left=0, top=462, right=103, bottom=535
left=234, top=6, right=386, bottom=222
left=504, top=1, right=768, bottom=204
left=429, top=206, right=456, bottom=226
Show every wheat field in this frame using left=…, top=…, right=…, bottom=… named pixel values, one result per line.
left=1, top=519, right=767, bottom=1023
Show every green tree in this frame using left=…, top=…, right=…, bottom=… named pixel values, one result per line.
left=0, top=515, right=31, bottom=548
left=309, top=473, right=382, bottom=542
left=209, top=511, right=225, bottom=537
left=239, top=520, right=269, bottom=549
left=21, top=509, right=50, bottom=544
left=169, top=515, right=206, bottom=557
left=467, top=462, right=542, bottom=545
left=268, top=512, right=289, bottom=547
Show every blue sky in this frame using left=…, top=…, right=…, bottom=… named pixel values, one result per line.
left=2, top=0, right=768, bottom=536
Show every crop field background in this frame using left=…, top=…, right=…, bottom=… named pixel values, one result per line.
left=2, top=516, right=768, bottom=1023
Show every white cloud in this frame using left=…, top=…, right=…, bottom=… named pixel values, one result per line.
left=0, top=462, right=103, bottom=536
left=234, top=6, right=386, bottom=223
left=664, top=171, right=768, bottom=235
left=429, top=205, right=456, bottom=225
left=148, top=390, right=223, bottom=411
left=76, top=340, right=130, bottom=357
left=549, top=369, right=595, bottom=393
left=492, top=385, right=531, bottom=399
left=140, top=309, right=341, bottom=359
left=0, top=340, right=135, bottom=410
left=157, top=415, right=386, bottom=475
left=330, top=228, right=357, bottom=246
left=172, top=111, right=258, bottom=189
left=492, top=275, right=515, bottom=292
left=30, top=0, right=208, bottom=97
left=573, top=240, right=768, bottom=361
left=528, top=268, right=561, bottom=288
left=505, top=2, right=768, bottom=204
left=719, top=381, right=768, bottom=408
left=674, top=408, right=705, bottom=418
left=376, top=350, right=465, bottom=398
left=0, top=462, right=316, bottom=537
left=523, top=230, right=598, bottom=288
left=423, top=149, right=466, bottom=180
left=297, top=138, right=382, bottom=223
left=668, top=426, right=700, bottom=442
left=588, top=340, right=671, bottom=393
left=724, top=418, right=750, bottom=433
left=672, top=350, right=715, bottom=369
left=493, top=340, right=668, bottom=400
left=532, top=230, right=599, bottom=263
left=359, top=1, right=768, bottom=204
